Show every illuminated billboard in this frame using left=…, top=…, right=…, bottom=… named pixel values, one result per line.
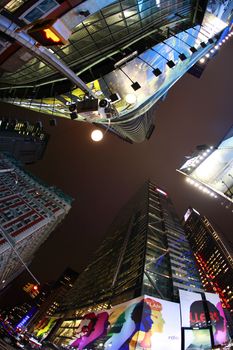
left=177, top=125, right=233, bottom=203
left=179, top=290, right=229, bottom=348
left=33, top=317, right=57, bottom=340
left=55, top=295, right=181, bottom=349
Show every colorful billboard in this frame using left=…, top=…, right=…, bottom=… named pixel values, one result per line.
left=57, top=295, right=181, bottom=349
left=33, top=317, right=57, bottom=340
left=179, top=290, right=229, bottom=349
left=205, top=292, right=229, bottom=346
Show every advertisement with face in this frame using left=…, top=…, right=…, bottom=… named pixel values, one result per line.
left=179, top=290, right=229, bottom=349
left=205, top=292, right=229, bottom=345
left=68, top=295, right=181, bottom=350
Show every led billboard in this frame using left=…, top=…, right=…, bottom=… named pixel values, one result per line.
left=56, top=295, right=181, bottom=349
left=179, top=290, right=229, bottom=348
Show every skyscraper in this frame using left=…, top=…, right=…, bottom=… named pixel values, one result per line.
left=183, top=207, right=233, bottom=316
left=51, top=181, right=202, bottom=345
left=0, top=154, right=72, bottom=289
left=0, top=1, right=231, bottom=142
left=177, top=125, right=233, bottom=205
left=28, top=268, right=79, bottom=334
left=0, top=118, right=49, bottom=164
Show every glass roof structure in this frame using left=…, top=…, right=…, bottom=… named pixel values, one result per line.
left=0, top=0, right=232, bottom=142
left=0, top=0, right=197, bottom=86
left=177, top=125, right=233, bottom=204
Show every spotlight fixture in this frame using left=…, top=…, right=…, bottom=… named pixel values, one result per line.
left=153, top=68, right=162, bottom=77
left=151, top=47, right=176, bottom=69
left=167, top=60, right=176, bottom=68
left=131, top=82, right=141, bottom=91
left=199, top=58, right=205, bottom=64
left=208, top=38, right=214, bottom=44
left=200, top=42, right=207, bottom=48
left=138, top=56, right=162, bottom=77
left=162, top=41, right=187, bottom=61
left=179, top=53, right=187, bottom=61
left=190, top=46, right=197, bottom=53
left=118, top=67, right=141, bottom=91
left=70, top=112, right=78, bottom=120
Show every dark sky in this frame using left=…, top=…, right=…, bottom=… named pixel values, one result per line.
left=1, top=40, right=233, bottom=301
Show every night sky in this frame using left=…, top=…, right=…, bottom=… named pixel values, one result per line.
left=1, top=40, right=233, bottom=304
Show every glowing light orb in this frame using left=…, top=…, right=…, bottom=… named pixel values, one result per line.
left=91, top=129, right=103, bottom=142
left=125, top=93, right=137, bottom=104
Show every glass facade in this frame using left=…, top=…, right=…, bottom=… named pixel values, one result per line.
left=57, top=181, right=202, bottom=323
left=183, top=208, right=233, bottom=316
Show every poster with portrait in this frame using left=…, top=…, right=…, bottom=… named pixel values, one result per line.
left=179, top=289, right=229, bottom=349
left=205, top=292, right=230, bottom=345
left=68, top=295, right=181, bottom=350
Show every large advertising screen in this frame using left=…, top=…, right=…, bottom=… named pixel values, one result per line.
left=179, top=290, right=229, bottom=349
left=205, top=292, right=229, bottom=345
left=58, top=295, right=181, bottom=350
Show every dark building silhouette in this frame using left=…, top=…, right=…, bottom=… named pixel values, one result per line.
left=0, top=118, right=49, bottom=163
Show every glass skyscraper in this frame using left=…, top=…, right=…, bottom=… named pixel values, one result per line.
left=183, top=207, right=233, bottom=317
left=56, top=181, right=202, bottom=323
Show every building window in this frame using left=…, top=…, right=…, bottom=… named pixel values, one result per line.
left=21, top=0, right=58, bottom=23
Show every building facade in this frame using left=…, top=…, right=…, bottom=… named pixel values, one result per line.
left=0, top=154, right=72, bottom=289
left=177, top=125, right=233, bottom=205
left=50, top=181, right=203, bottom=344
left=28, top=268, right=79, bottom=334
left=0, top=1, right=232, bottom=142
left=183, top=207, right=233, bottom=316
left=0, top=118, right=49, bottom=163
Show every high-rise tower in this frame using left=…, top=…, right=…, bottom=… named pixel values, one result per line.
left=0, top=118, right=49, bottom=164
left=183, top=208, right=233, bottom=316
left=0, top=154, right=72, bottom=289
left=58, top=181, right=202, bottom=320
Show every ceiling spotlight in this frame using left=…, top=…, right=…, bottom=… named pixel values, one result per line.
left=199, top=58, right=205, bottom=64
left=125, top=93, right=137, bottom=105
left=200, top=42, right=207, bottom=48
left=189, top=46, right=197, bottom=53
left=210, top=49, right=215, bottom=53
left=166, top=60, right=176, bottom=68
left=215, top=45, right=219, bottom=49
left=153, top=68, right=162, bottom=77
left=91, top=129, right=103, bottom=142
left=179, top=53, right=187, bottom=61
left=70, top=112, right=78, bottom=120
left=205, top=53, right=210, bottom=58
left=131, top=82, right=141, bottom=91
